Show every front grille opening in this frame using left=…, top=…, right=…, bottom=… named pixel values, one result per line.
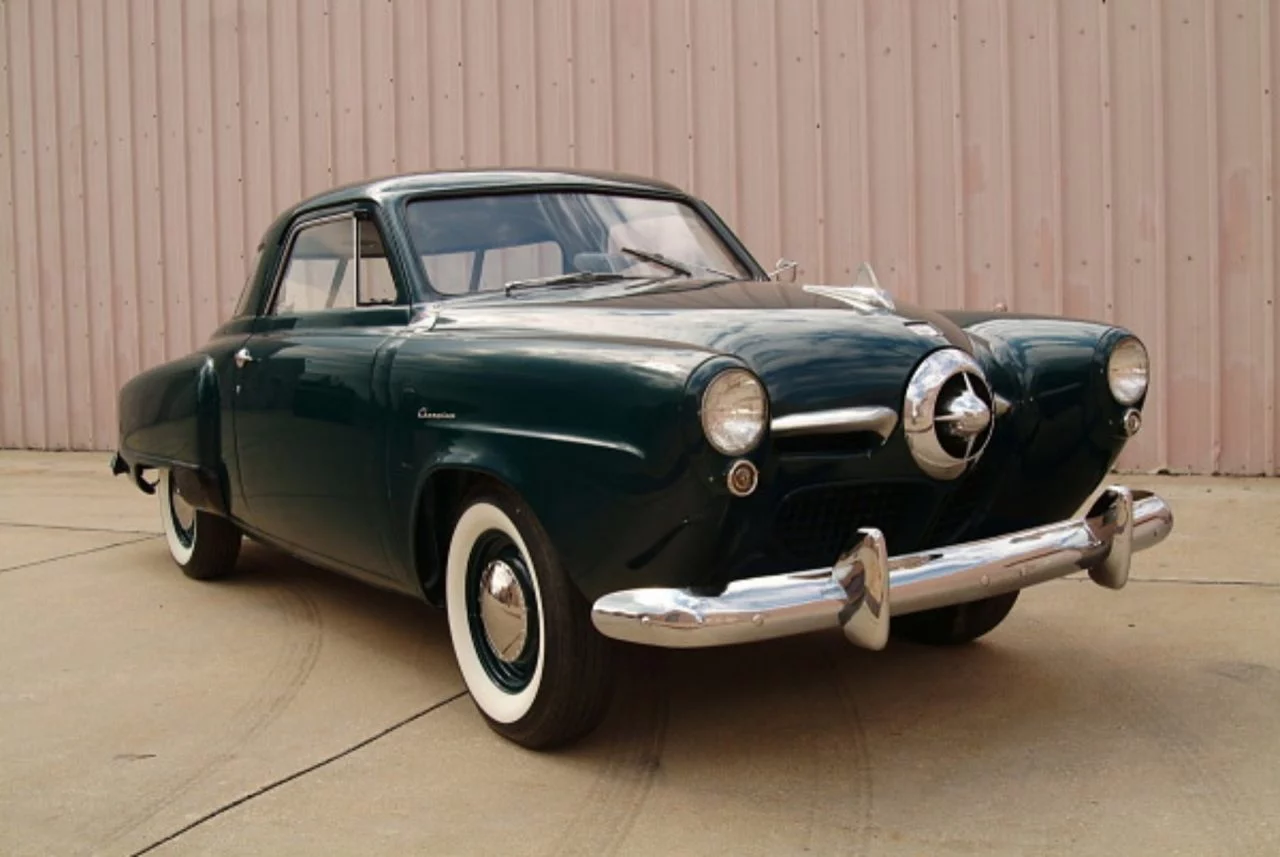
left=927, top=482, right=984, bottom=547
left=773, top=482, right=932, bottom=566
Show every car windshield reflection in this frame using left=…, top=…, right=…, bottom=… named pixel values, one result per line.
left=404, top=191, right=751, bottom=299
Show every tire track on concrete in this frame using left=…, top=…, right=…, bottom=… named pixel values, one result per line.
left=797, top=639, right=875, bottom=857
left=1055, top=627, right=1258, bottom=855
left=549, top=651, right=670, bottom=857
left=1103, top=674, right=1255, bottom=854
left=100, top=580, right=324, bottom=850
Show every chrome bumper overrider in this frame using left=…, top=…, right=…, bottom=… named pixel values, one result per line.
left=591, top=486, right=1173, bottom=650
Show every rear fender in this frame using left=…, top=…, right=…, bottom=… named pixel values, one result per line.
left=116, top=352, right=229, bottom=514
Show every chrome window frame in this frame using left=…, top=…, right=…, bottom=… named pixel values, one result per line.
left=265, top=210, right=398, bottom=316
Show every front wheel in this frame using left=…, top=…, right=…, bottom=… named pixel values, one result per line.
left=159, top=469, right=241, bottom=581
left=445, top=487, right=612, bottom=749
left=890, top=590, right=1019, bottom=646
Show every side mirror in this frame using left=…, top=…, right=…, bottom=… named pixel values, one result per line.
left=769, top=258, right=799, bottom=283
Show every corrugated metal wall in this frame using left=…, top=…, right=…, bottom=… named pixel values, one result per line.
left=1, top=0, right=1276, bottom=473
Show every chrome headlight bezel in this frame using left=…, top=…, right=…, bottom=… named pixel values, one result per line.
left=700, top=368, right=769, bottom=456
left=1107, top=336, right=1149, bottom=406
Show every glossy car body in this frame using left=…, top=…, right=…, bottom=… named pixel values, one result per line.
left=113, top=169, right=1171, bottom=743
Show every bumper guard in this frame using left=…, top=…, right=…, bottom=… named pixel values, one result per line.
left=591, top=486, right=1172, bottom=650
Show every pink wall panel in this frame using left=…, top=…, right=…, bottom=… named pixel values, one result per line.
left=1, top=0, right=1276, bottom=473
left=9, top=0, right=47, bottom=446
left=1215, top=0, right=1272, bottom=474
left=0, top=0, right=20, bottom=446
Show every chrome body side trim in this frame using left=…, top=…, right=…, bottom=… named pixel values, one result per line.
left=591, top=487, right=1172, bottom=650
left=771, top=405, right=898, bottom=440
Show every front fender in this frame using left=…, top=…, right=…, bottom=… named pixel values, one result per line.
left=943, top=312, right=1142, bottom=530
left=384, top=333, right=734, bottom=600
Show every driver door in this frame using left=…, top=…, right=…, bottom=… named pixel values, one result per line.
left=233, top=209, right=408, bottom=577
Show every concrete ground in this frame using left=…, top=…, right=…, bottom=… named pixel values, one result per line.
left=0, top=452, right=1277, bottom=857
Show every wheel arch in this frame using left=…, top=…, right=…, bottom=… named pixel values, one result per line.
left=411, top=465, right=516, bottom=606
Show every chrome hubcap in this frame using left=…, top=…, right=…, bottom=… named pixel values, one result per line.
left=172, top=488, right=196, bottom=533
left=477, top=559, right=530, bottom=664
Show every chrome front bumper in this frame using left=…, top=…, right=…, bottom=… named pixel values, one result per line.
left=591, top=486, right=1173, bottom=650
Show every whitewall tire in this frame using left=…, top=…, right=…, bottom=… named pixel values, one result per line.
left=447, top=501, right=547, bottom=724
left=444, top=487, right=612, bottom=748
left=158, top=468, right=241, bottom=580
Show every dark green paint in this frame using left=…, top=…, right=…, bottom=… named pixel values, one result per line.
left=114, top=170, right=1144, bottom=604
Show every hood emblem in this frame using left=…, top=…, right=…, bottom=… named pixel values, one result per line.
left=802, top=262, right=895, bottom=312
left=802, top=285, right=896, bottom=312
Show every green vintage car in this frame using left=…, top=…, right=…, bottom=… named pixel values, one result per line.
left=113, top=169, right=1173, bottom=748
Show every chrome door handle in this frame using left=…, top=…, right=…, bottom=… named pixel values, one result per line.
left=234, top=347, right=255, bottom=368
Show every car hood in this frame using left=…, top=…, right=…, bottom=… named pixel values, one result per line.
left=428, top=278, right=974, bottom=415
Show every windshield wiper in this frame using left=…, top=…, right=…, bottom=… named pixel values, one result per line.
left=503, top=271, right=644, bottom=295
left=618, top=247, right=693, bottom=277
left=619, top=246, right=736, bottom=280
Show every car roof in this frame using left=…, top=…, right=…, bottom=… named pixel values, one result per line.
left=288, top=168, right=687, bottom=215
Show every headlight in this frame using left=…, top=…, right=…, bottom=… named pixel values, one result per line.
left=1107, top=336, right=1149, bottom=405
left=701, top=369, right=768, bottom=455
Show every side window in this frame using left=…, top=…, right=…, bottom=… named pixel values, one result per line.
left=274, top=219, right=355, bottom=314
left=273, top=215, right=401, bottom=314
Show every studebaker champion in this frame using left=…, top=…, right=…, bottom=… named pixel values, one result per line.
left=113, top=169, right=1173, bottom=748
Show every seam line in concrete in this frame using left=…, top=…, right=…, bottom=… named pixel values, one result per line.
left=0, top=535, right=161, bottom=574
left=127, top=690, right=470, bottom=857
left=0, top=519, right=162, bottom=536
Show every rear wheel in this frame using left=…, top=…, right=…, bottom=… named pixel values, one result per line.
left=159, top=469, right=241, bottom=581
left=890, top=590, right=1019, bottom=646
left=445, top=486, right=612, bottom=749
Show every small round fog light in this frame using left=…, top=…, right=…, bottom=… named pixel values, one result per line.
left=1121, top=408, right=1143, bottom=437
left=726, top=460, right=759, bottom=497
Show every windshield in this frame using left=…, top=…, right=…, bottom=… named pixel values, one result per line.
left=404, top=192, right=752, bottom=298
